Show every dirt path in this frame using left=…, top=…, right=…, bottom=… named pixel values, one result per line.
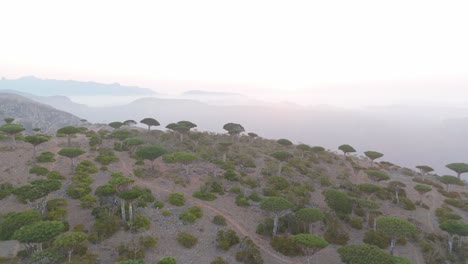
left=118, top=157, right=300, bottom=264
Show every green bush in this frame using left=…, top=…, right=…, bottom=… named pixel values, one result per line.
left=236, top=195, right=250, bottom=206
left=363, top=230, right=390, bottom=249
left=153, top=201, right=165, bottom=209
left=129, top=214, right=151, bottom=232
left=179, top=207, right=203, bottom=224
left=224, top=169, right=239, bottom=181
left=134, top=168, right=145, bottom=177
left=157, top=256, right=177, bottom=264
left=176, top=232, right=198, bottom=248
left=29, top=165, right=49, bottom=176
left=216, top=229, right=240, bottom=250
left=0, top=182, right=13, bottom=200
left=210, top=256, right=229, bottom=264
left=262, top=188, right=279, bottom=197
left=193, top=190, right=217, bottom=201
left=249, top=192, right=262, bottom=202
left=161, top=210, right=172, bottom=216
left=75, top=160, right=99, bottom=174
left=213, top=215, right=227, bottom=226
left=47, top=171, right=66, bottom=180
left=168, top=192, right=185, bottom=206
left=268, top=176, right=290, bottom=191
left=235, top=237, right=263, bottom=264
left=0, top=210, right=42, bottom=240
left=37, top=151, right=56, bottom=163
left=89, top=207, right=121, bottom=242
left=94, top=151, right=118, bottom=165
left=270, top=235, right=304, bottom=256
left=349, top=217, right=363, bottom=230
left=80, top=194, right=97, bottom=208
left=323, top=189, right=352, bottom=215
left=324, top=214, right=349, bottom=245
left=66, top=183, right=92, bottom=199
left=13, top=179, right=61, bottom=203
left=230, top=186, right=242, bottom=194
left=400, top=197, right=416, bottom=211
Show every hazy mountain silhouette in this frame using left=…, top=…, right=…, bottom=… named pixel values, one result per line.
left=0, top=76, right=157, bottom=96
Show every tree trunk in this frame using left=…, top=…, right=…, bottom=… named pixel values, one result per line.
left=222, top=153, right=226, bottom=162
left=11, top=134, right=16, bottom=149
left=180, top=133, right=184, bottom=142
left=129, top=202, right=133, bottom=221
left=448, top=234, right=453, bottom=253
left=68, top=250, right=73, bottom=262
left=278, top=162, right=283, bottom=176
left=121, top=199, right=126, bottom=222
left=273, top=215, right=279, bottom=236
left=373, top=218, right=377, bottom=231
left=307, top=256, right=311, bottom=264
left=457, top=172, right=461, bottom=179
left=67, top=135, right=71, bottom=147
left=147, top=125, right=151, bottom=131
left=185, top=165, right=189, bottom=175
left=419, top=194, right=423, bottom=206
left=70, top=158, right=74, bottom=171
left=395, top=190, right=400, bottom=205
left=390, top=238, right=395, bottom=255
left=365, top=211, right=370, bottom=229
left=32, top=145, right=37, bottom=160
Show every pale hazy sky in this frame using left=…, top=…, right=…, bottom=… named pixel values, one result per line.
left=1, top=0, right=467, bottom=105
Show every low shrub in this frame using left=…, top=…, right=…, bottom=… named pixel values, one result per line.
left=216, top=229, right=240, bottom=250
left=363, top=230, right=390, bottom=249
left=29, top=165, right=49, bottom=176
left=37, top=151, right=56, bottom=163
left=176, top=232, right=198, bottom=248
left=349, top=217, right=363, bottom=230
left=168, top=192, right=185, bottom=206
left=270, top=235, right=304, bottom=256
left=213, top=215, right=227, bottom=226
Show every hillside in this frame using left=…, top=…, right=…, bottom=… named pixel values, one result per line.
left=0, top=118, right=466, bottom=264
left=0, top=93, right=82, bottom=133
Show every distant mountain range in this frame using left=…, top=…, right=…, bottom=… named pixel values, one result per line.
left=0, top=76, right=157, bottom=96
left=0, top=93, right=82, bottom=133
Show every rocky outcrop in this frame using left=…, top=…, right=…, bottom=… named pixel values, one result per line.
left=0, top=93, right=82, bottom=133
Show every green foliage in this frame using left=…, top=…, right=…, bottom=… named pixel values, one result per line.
left=29, top=165, right=49, bottom=176
left=140, top=118, right=160, bottom=130
left=168, top=192, right=185, bottom=206
left=439, top=175, right=464, bottom=190
left=80, top=194, right=98, bottom=208
left=416, top=165, right=434, bottom=174
left=29, top=249, right=65, bottom=264
left=270, top=235, right=304, bottom=256
left=216, top=229, right=240, bottom=250
left=0, top=124, right=25, bottom=136
left=293, top=233, right=328, bottom=252
left=153, top=200, right=164, bottom=209
left=179, top=206, right=203, bottom=224
left=260, top=197, right=293, bottom=213
left=47, top=171, right=66, bottom=180
left=163, top=152, right=197, bottom=164
left=45, top=198, right=67, bottom=221
left=58, top=147, right=86, bottom=159
left=414, top=184, right=432, bottom=194
left=439, top=220, right=468, bottom=236
left=276, top=139, right=293, bottom=146
left=136, top=146, right=167, bottom=162
left=95, top=184, right=116, bottom=197
left=349, top=217, right=363, bottom=230
left=94, top=149, right=119, bottom=165
left=296, top=208, right=324, bottom=224
left=399, top=197, right=416, bottom=211
left=75, top=160, right=99, bottom=174
left=13, top=179, right=61, bottom=202
left=0, top=210, right=41, bottom=240
left=66, top=182, right=92, bottom=199
left=157, top=257, right=177, bottom=264
left=446, top=162, right=468, bottom=178
left=365, top=170, right=390, bottom=182
left=363, top=230, right=390, bottom=249
left=323, top=189, right=352, bottom=215
left=338, top=244, right=394, bottom=264
left=54, top=231, right=88, bottom=259
left=213, top=215, right=227, bottom=226
left=270, top=151, right=293, bottom=162
left=129, top=214, right=151, bottom=232
left=223, top=123, right=245, bottom=135
left=324, top=214, right=349, bottom=245
left=176, top=231, right=198, bottom=248
left=210, top=256, right=229, bottom=264
left=37, top=151, right=56, bottom=162
left=364, top=151, right=384, bottom=161
left=236, top=194, right=250, bottom=207
left=267, top=176, right=290, bottom=191
left=192, top=185, right=217, bottom=201
left=235, top=237, right=263, bottom=264
left=13, top=221, right=64, bottom=244
left=24, top=134, right=50, bottom=146
left=338, top=144, right=356, bottom=154
left=0, top=182, right=13, bottom=200
left=224, top=169, right=238, bottom=181
left=89, top=207, right=121, bottom=242
left=376, top=216, right=418, bottom=240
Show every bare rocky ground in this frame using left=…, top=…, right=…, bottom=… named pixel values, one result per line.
left=0, top=134, right=466, bottom=264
